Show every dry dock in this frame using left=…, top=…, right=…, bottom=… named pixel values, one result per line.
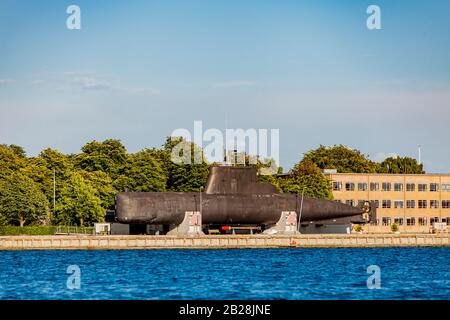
left=0, top=234, right=449, bottom=250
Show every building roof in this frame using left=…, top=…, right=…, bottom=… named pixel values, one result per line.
left=324, top=172, right=450, bottom=177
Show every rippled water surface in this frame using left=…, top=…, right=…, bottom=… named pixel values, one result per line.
left=0, top=248, right=448, bottom=299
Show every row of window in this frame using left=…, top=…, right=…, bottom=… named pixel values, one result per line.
left=333, top=182, right=450, bottom=192
left=376, top=217, right=449, bottom=226
left=337, top=199, right=450, bottom=209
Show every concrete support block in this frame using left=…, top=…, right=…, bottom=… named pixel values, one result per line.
left=167, top=211, right=205, bottom=236
left=263, top=211, right=300, bottom=235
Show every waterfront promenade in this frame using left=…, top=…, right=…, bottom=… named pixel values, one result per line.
left=0, top=233, right=448, bottom=250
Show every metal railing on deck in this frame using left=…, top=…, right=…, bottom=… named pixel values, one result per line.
left=54, top=226, right=94, bottom=235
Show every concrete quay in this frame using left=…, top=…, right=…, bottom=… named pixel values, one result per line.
left=0, top=234, right=449, bottom=250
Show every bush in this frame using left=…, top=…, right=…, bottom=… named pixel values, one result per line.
left=0, top=226, right=57, bottom=235
left=391, top=223, right=399, bottom=232
left=353, top=224, right=363, bottom=232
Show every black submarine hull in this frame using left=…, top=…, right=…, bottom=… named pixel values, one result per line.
left=115, top=192, right=368, bottom=226
left=114, top=166, right=375, bottom=227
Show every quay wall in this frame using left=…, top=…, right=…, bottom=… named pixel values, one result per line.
left=0, top=234, right=449, bottom=250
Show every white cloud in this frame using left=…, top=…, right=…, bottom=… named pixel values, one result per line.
left=71, top=74, right=113, bottom=91
left=28, top=71, right=159, bottom=95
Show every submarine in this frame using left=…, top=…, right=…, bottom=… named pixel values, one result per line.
left=113, top=166, right=376, bottom=235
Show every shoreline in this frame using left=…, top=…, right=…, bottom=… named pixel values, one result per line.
left=0, top=234, right=449, bottom=250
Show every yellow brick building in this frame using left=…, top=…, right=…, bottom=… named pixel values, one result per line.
left=325, top=172, right=450, bottom=233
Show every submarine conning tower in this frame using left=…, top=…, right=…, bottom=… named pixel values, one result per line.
left=205, top=166, right=279, bottom=195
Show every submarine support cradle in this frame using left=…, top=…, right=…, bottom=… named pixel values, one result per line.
left=166, top=211, right=205, bottom=236
left=263, top=211, right=300, bottom=235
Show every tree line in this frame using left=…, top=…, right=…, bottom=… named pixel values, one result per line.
left=0, top=140, right=423, bottom=227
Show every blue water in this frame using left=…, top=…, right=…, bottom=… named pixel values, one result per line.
left=0, top=248, right=448, bottom=300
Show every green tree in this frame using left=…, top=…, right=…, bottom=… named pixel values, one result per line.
left=278, top=160, right=333, bottom=199
left=76, top=139, right=127, bottom=179
left=0, top=145, right=26, bottom=178
left=23, top=149, right=75, bottom=214
left=6, top=144, right=26, bottom=158
left=55, top=173, right=104, bottom=226
left=39, top=148, right=74, bottom=175
left=0, top=173, right=50, bottom=226
left=302, top=145, right=380, bottom=173
left=379, top=156, right=424, bottom=174
left=164, top=137, right=210, bottom=192
left=80, top=170, right=117, bottom=209
left=115, top=149, right=167, bottom=192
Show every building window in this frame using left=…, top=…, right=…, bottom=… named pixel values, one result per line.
left=394, top=200, right=404, bottom=209
left=345, top=200, right=354, bottom=206
left=418, top=184, right=427, bottom=192
left=442, top=200, right=450, bottom=209
left=446, top=218, right=450, bottom=226
left=358, top=183, right=367, bottom=191
left=418, top=200, right=427, bottom=209
left=406, top=218, right=415, bottom=226
left=406, top=183, right=415, bottom=192
left=418, top=217, right=427, bottom=226
left=406, top=200, right=415, bottom=209
left=374, top=200, right=380, bottom=208
left=382, top=217, right=391, bottom=226
left=382, top=182, right=391, bottom=191
left=394, top=218, right=404, bottom=225
left=442, top=184, right=450, bottom=192
left=430, top=183, right=439, bottom=192
left=430, top=217, right=439, bottom=225
left=394, top=183, right=403, bottom=192
left=370, top=183, right=379, bottom=191
left=382, top=200, right=391, bottom=208
left=345, top=183, right=355, bottom=191
left=333, top=182, right=342, bottom=191
left=430, top=200, right=440, bottom=209
left=357, top=200, right=366, bottom=207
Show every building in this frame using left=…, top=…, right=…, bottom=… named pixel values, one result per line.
left=325, top=171, right=450, bottom=232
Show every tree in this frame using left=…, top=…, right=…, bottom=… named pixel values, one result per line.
left=0, top=173, right=50, bottom=226
left=163, top=137, right=210, bottom=192
left=302, top=145, right=380, bottom=173
left=278, top=160, right=333, bottom=199
left=379, top=156, right=424, bottom=174
left=0, top=145, right=26, bottom=178
left=7, top=144, right=26, bottom=158
left=22, top=149, right=76, bottom=215
left=76, top=139, right=127, bottom=179
left=80, top=170, right=117, bottom=210
left=114, top=149, right=167, bottom=192
left=39, top=148, right=74, bottom=175
left=55, top=173, right=104, bottom=226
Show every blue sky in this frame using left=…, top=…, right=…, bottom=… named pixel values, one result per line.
left=0, top=0, right=449, bottom=172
